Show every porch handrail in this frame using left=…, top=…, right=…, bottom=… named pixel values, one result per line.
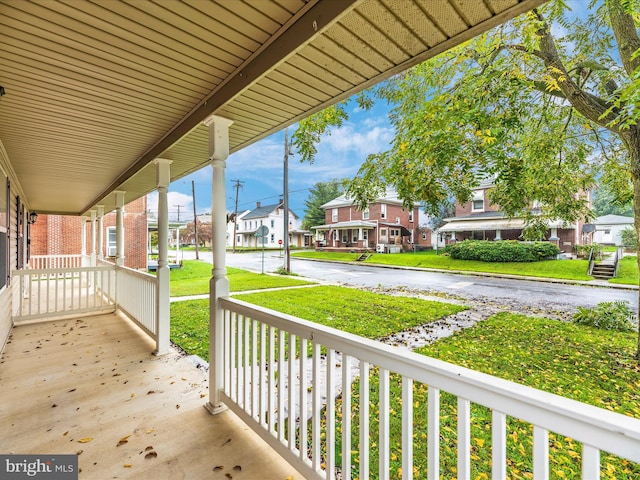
left=29, top=254, right=84, bottom=269
left=218, top=296, right=640, bottom=480
left=115, top=265, right=157, bottom=339
left=12, top=265, right=116, bottom=322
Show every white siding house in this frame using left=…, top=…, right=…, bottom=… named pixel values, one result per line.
left=593, top=214, right=634, bottom=246
left=235, top=202, right=304, bottom=248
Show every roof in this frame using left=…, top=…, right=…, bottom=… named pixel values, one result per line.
left=593, top=215, right=634, bottom=226
left=243, top=203, right=298, bottom=220
left=321, top=189, right=406, bottom=209
left=0, top=0, right=544, bottom=216
left=438, top=217, right=566, bottom=232
left=313, top=220, right=377, bottom=230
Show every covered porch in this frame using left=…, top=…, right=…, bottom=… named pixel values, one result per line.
left=4, top=1, right=640, bottom=479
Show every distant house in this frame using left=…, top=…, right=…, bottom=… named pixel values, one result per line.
left=437, top=179, right=591, bottom=250
left=312, top=190, right=423, bottom=252
left=226, top=210, right=249, bottom=248
left=31, top=197, right=148, bottom=270
left=234, top=201, right=310, bottom=248
left=592, top=214, right=634, bottom=246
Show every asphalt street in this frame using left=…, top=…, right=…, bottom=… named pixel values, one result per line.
left=179, top=250, right=637, bottom=313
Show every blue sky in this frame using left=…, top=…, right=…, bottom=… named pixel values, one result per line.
left=148, top=99, right=394, bottom=222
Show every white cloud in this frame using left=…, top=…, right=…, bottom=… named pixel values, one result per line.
left=147, top=191, right=194, bottom=222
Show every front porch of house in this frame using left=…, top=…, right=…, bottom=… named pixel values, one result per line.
left=0, top=310, right=302, bottom=479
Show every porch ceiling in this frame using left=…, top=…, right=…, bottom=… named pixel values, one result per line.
left=0, top=0, right=544, bottom=216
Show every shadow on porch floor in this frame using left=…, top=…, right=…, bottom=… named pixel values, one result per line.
left=0, top=312, right=302, bottom=480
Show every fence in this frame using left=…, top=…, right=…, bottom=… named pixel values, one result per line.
left=218, top=297, right=640, bottom=480
left=29, top=254, right=85, bottom=269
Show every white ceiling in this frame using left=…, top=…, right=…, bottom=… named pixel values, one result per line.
left=0, top=0, right=545, bottom=216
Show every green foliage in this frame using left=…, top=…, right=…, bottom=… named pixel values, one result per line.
left=573, top=243, right=603, bottom=259
left=301, top=179, right=344, bottom=230
left=572, top=301, right=635, bottom=332
left=592, top=184, right=633, bottom=217
left=621, top=227, right=638, bottom=250
left=445, top=240, right=560, bottom=262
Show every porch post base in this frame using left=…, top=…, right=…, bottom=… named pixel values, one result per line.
left=152, top=348, right=169, bottom=357
left=204, top=401, right=228, bottom=415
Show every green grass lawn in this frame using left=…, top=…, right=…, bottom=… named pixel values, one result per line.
left=170, top=285, right=465, bottom=361
left=609, top=256, right=638, bottom=285
left=338, top=313, right=640, bottom=479
left=168, top=260, right=314, bottom=296
left=293, top=250, right=593, bottom=280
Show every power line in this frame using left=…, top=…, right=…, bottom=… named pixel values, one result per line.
left=230, top=179, right=245, bottom=253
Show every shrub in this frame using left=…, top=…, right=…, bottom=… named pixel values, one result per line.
left=620, top=227, right=638, bottom=251
left=445, top=240, right=560, bottom=262
left=574, top=243, right=603, bottom=260
left=572, top=301, right=635, bottom=332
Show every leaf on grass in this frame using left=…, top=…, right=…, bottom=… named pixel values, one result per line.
left=78, top=438, right=93, bottom=443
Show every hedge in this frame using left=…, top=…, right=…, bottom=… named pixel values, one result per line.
left=445, top=240, right=560, bottom=262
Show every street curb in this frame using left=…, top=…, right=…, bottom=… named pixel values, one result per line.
left=292, top=256, right=639, bottom=291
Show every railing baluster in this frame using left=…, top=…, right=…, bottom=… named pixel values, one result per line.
left=230, top=312, right=237, bottom=403
left=288, top=333, right=297, bottom=451
left=223, top=308, right=231, bottom=393
left=402, top=376, right=413, bottom=480
left=491, top=410, right=506, bottom=480
left=342, top=355, right=352, bottom=480
left=299, top=337, right=308, bottom=463
left=360, top=360, right=370, bottom=480
left=533, top=425, right=548, bottom=479
left=252, top=318, right=258, bottom=420
left=379, top=368, right=390, bottom=480
left=259, top=322, right=267, bottom=427
left=244, top=315, right=250, bottom=412
left=428, top=386, right=440, bottom=480
left=268, top=326, right=276, bottom=435
left=326, top=348, right=336, bottom=480
left=582, top=445, right=600, bottom=479
left=278, top=329, right=286, bottom=442
left=457, top=397, right=471, bottom=480
left=312, top=342, right=321, bottom=472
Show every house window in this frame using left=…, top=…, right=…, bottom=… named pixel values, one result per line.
left=395, top=216, right=400, bottom=224
left=107, top=227, right=117, bottom=256
left=271, top=219, right=275, bottom=228
left=380, top=228, right=387, bottom=238
left=472, top=190, right=484, bottom=212
left=422, top=232, right=427, bottom=240
left=390, top=228, right=400, bottom=238
left=332, top=208, right=338, bottom=222
left=363, top=208, right=370, bottom=219
left=352, top=230, right=358, bottom=242
left=270, top=234, right=275, bottom=243
left=342, top=232, right=348, bottom=243
left=409, top=211, right=414, bottom=222
left=363, top=230, right=368, bottom=241
left=380, top=204, right=387, bottom=219
left=244, top=221, right=247, bottom=230
left=237, top=235, right=241, bottom=244
left=332, top=231, right=338, bottom=241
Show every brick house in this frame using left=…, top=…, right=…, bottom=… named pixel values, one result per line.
left=437, top=180, right=590, bottom=250
left=312, top=190, right=424, bottom=252
left=31, top=197, right=148, bottom=270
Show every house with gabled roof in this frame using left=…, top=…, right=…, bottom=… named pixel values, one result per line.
left=312, top=189, right=425, bottom=252
left=234, top=201, right=310, bottom=248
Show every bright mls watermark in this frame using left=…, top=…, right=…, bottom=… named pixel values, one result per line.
left=0, top=455, right=77, bottom=479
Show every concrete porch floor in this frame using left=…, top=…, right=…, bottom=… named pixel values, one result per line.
left=0, top=312, right=302, bottom=480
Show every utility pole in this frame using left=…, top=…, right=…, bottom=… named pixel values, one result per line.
left=283, top=128, right=292, bottom=273
left=173, top=204, right=184, bottom=221
left=191, top=180, right=199, bottom=260
left=230, top=179, right=244, bottom=253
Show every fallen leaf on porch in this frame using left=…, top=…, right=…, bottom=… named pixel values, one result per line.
left=225, top=474, right=232, bottom=479
left=220, top=438, right=231, bottom=447
left=51, top=404, right=57, bottom=408
left=285, top=476, right=294, bottom=480
left=130, top=393, right=135, bottom=398
left=146, top=429, right=155, bottom=434
left=213, top=466, right=223, bottom=471
left=145, top=446, right=154, bottom=451
left=68, top=388, right=76, bottom=393
left=63, top=431, right=69, bottom=436
left=145, top=451, right=158, bottom=459
left=123, top=464, right=132, bottom=468
left=176, top=404, right=180, bottom=409
left=117, top=435, right=131, bottom=446
left=233, top=466, right=241, bottom=471
left=78, top=438, right=93, bottom=443
left=181, top=377, right=187, bottom=381
left=200, top=393, right=206, bottom=398
left=76, top=451, right=83, bottom=455
left=147, top=390, right=156, bottom=395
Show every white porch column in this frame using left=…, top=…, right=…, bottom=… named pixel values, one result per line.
left=114, top=191, right=125, bottom=267
left=96, top=205, right=105, bottom=261
left=89, top=210, right=97, bottom=267
left=80, top=216, right=88, bottom=266
left=154, top=159, right=172, bottom=356
left=495, top=229, right=502, bottom=241
left=204, top=114, right=234, bottom=415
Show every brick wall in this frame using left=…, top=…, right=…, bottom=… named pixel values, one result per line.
left=31, top=197, right=147, bottom=269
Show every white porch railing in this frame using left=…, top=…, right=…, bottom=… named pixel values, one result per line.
left=29, top=254, right=85, bottom=269
left=115, top=265, right=157, bottom=339
left=12, top=264, right=157, bottom=342
left=218, top=297, right=640, bottom=480
left=12, top=266, right=116, bottom=322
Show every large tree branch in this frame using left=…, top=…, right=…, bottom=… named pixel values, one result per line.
left=606, top=0, right=640, bottom=76
left=533, top=9, right=623, bottom=132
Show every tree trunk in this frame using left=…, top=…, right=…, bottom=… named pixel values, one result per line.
left=630, top=133, right=640, bottom=360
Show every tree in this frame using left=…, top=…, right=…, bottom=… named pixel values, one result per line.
left=302, top=179, right=344, bottom=230
left=181, top=220, right=212, bottom=247
left=293, top=0, right=640, bottom=356
left=593, top=184, right=633, bottom=216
